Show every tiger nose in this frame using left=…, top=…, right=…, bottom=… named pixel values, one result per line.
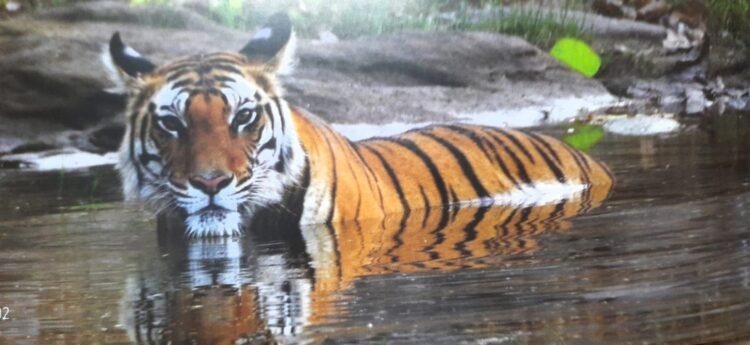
left=189, top=172, right=232, bottom=195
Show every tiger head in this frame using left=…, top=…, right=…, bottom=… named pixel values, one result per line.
left=105, top=14, right=305, bottom=237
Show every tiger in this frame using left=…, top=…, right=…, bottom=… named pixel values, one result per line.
left=105, top=13, right=614, bottom=238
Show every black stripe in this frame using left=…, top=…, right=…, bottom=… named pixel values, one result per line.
left=258, top=136, right=276, bottom=155
left=171, top=78, right=194, bottom=89
left=353, top=144, right=387, bottom=216
left=380, top=137, right=450, bottom=207
left=484, top=131, right=532, bottom=184
left=479, top=131, right=520, bottom=186
left=445, top=125, right=518, bottom=186
left=525, top=135, right=567, bottom=183
left=449, top=188, right=460, bottom=220
left=204, top=57, right=244, bottom=65
left=495, top=129, right=536, bottom=163
left=263, top=104, right=275, bottom=129
left=454, top=207, right=487, bottom=258
left=526, top=132, right=564, bottom=167
left=335, top=136, right=363, bottom=221
left=166, top=68, right=193, bottom=82
left=273, top=97, right=286, bottom=132
left=321, top=132, right=339, bottom=224
left=361, top=145, right=409, bottom=215
left=485, top=207, right=520, bottom=252
left=213, top=75, right=235, bottom=83
left=211, top=64, right=243, bottom=75
left=129, top=112, right=144, bottom=187
left=421, top=132, right=490, bottom=198
left=139, top=113, right=161, bottom=179
left=558, top=142, right=591, bottom=184
left=419, top=185, right=430, bottom=228
left=421, top=207, right=452, bottom=260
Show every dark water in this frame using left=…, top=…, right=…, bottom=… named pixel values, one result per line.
left=1, top=115, right=750, bottom=345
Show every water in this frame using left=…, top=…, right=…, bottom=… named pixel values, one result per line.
left=1, top=115, right=750, bottom=344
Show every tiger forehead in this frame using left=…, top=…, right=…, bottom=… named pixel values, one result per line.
left=150, top=53, right=274, bottom=92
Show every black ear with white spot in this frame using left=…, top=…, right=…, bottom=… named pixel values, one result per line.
left=239, top=13, right=295, bottom=73
left=108, top=32, right=156, bottom=78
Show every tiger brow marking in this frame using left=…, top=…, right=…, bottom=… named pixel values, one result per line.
left=211, top=64, right=243, bottom=75
left=165, top=68, right=195, bottom=82
left=420, top=131, right=490, bottom=199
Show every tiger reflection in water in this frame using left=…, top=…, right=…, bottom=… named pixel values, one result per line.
left=119, top=179, right=611, bottom=345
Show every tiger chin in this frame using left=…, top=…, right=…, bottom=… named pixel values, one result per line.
left=105, top=13, right=614, bottom=239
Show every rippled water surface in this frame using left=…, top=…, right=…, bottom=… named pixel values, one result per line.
left=1, top=115, right=750, bottom=345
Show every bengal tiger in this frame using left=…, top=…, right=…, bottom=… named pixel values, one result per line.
left=105, top=13, right=614, bottom=238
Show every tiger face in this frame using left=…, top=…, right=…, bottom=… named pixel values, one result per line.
left=106, top=14, right=305, bottom=237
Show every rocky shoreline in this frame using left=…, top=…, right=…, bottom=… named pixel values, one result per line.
left=0, top=1, right=747, bottom=169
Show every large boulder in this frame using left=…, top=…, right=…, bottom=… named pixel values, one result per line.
left=0, top=1, right=612, bottom=155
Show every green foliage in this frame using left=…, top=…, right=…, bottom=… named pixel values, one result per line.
left=549, top=37, right=601, bottom=77
left=14, top=0, right=590, bottom=46
left=564, top=124, right=604, bottom=152
left=704, top=0, right=750, bottom=46
left=467, top=2, right=589, bottom=49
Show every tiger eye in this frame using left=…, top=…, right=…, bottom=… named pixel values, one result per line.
left=158, top=116, right=184, bottom=136
left=235, top=109, right=257, bottom=126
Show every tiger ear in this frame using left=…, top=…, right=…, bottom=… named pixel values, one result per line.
left=239, top=13, right=295, bottom=74
left=104, top=32, right=156, bottom=88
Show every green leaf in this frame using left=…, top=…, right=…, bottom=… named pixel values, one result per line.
left=564, top=124, right=604, bottom=152
left=549, top=38, right=601, bottom=78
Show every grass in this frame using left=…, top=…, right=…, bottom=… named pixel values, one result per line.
left=125, top=0, right=589, bottom=47
left=466, top=1, right=589, bottom=49
left=4, top=0, right=590, bottom=49
left=704, top=0, right=750, bottom=46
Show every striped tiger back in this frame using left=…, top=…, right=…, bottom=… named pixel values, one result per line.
left=292, top=107, right=613, bottom=226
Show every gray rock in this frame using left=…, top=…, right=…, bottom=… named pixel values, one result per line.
left=684, top=86, right=706, bottom=115
left=0, top=1, right=611, bottom=154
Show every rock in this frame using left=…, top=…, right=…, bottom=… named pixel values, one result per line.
left=0, top=1, right=612, bottom=156
left=684, top=86, right=707, bottom=114
left=592, top=0, right=627, bottom=19
left=636, top=0, right=669, bottom=23
left=284, top=31, right=610, bottom=124
left=316, top=30, right=339, bottom=44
